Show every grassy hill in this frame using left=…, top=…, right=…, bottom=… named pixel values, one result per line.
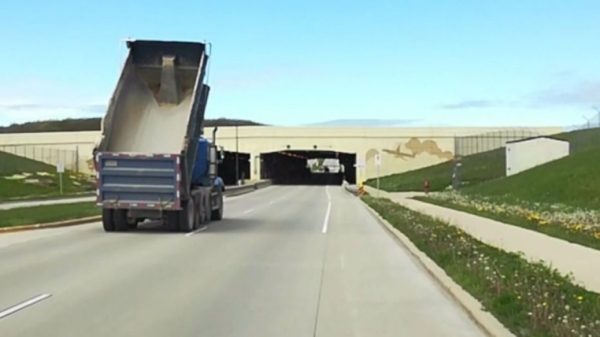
left=0, top=117, right=265, bottom=134
left=0, top=151, right=94, bottom=201
left=367, top=127, right=600, bottom=192
left=462, top=146, right=600, bottom=209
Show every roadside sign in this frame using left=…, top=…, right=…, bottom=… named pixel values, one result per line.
left=56, top=163, right=65, bottom=194
left=374, top=154, right=381, bottom=196
left=375, top=154, right=381, bottom=166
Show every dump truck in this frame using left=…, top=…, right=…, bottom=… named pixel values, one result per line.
left=93, top=39, right=225, bottom=232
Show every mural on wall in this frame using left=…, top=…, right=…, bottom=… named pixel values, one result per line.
left=380, top=137, right=454, bottom=160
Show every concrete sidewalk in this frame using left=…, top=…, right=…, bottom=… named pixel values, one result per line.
left=364, top=185, right=600, bottom=293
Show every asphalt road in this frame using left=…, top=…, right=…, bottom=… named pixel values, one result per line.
left=0, top=185, right=485, bottom=337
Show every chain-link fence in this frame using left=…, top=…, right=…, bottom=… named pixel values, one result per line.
left=569, top=112, right=600, bottom=131
left=0, top=144, right=80, bottom=173
left=454, top=129, right=542, bottom=158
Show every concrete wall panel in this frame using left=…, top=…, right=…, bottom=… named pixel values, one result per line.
left=0, top=126, right=563, bottom=181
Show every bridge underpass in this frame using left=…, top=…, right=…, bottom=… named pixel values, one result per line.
left=218, top=150, right=250, bottom=185
left=260, top=150, right=356, bottom=185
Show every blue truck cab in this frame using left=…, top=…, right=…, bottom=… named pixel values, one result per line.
left=191, top=137, right=225, bottom=191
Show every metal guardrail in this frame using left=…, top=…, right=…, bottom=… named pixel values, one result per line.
left=223, top=180, right=273, bottom=197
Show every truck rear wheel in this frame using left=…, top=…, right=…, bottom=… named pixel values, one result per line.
left=193, top=194, right=204, bottom=229
left=178, top=199, right=195, bottom=232
left=114, top=210, right=129, bottom=232
left=211, top=193, right=223, bottom=221
left=102, top=209, right=115, bottom=232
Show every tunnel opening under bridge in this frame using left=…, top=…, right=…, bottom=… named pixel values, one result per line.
left=218, top=150, right=250, bottom=186
left=260, top=150, right=356, bottom=185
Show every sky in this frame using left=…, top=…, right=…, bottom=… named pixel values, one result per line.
left=1, top=0, right=600, bottom=128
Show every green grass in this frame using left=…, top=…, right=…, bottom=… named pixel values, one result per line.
left=368, top=127, right=600, bottom=192
left=363, top=195, right=600, bottom=337
left=0, top=202, right=100, bottom=228
left=463, top=146, right=600, bottom=209
left=414, top=195, right=600, bottom=251
left=0, top=151, right=95, bottom=202
left=409, top=145, right=600, bottom=252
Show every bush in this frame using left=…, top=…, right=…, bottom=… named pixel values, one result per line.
left=363, top=195, right=600, bottom=337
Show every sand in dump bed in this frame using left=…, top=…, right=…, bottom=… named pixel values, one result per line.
left=106, top=66, right=193, bottom=155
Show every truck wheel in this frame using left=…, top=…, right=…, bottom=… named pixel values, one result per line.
left=178, top=199, right=195, bottom=232
left=193, top=195, right=203, bottom=229
left=102, top=209, right=115, bottom=232
left=211, top=193, right=224, bottom=221
left=114, top=210, right=129, bottom=232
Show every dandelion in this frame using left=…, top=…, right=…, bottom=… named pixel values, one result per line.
left=427, top=192, right=600, bottom=241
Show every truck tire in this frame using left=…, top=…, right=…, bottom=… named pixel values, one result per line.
left=193, top=194, right=204, bottom=229
left=211, top=193, right=224, bottom=221
left=102, top=209, right=115, bottom=232
left=114, top=209, right=129, bottom=232
left=178, top=199, right=195, bottom=232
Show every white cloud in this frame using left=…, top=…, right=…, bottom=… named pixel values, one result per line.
left=0, top=79, right=106, bottom=126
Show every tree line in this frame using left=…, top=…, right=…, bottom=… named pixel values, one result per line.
left=0, top=118, right=265, bottom=134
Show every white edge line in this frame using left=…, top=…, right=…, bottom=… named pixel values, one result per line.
left=243, top=209, right=253, bottom=214
left=322, top=186, right=332, bottom=233
left=322, top=202, right=331, bottom=233
left=0, top=294, right=52, bottom=320
left=185, top=226, right=208, bottom=237
left=322, top=203, right=331, bottom=233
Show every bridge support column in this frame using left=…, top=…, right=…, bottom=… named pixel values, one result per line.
left=250, top=152, right=261, bottom=181
left=355, top=153, right=366, bottom=186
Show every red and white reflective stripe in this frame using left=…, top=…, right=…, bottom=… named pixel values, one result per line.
left=176, top=174, right=181, bottom=182
left=101, top=202, right=177, bottom=209
left=95, top=167, right=100, bottom=202
left=98, top=152, right=181, bottom=159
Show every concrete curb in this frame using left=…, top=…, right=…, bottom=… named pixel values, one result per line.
left=356, top=196, right=516, bottom=337
left=0, top=216, right=102, bottom=234
left=342, top=181, right=359, bottom=196
left=0, top=192, right=96, bottom=206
